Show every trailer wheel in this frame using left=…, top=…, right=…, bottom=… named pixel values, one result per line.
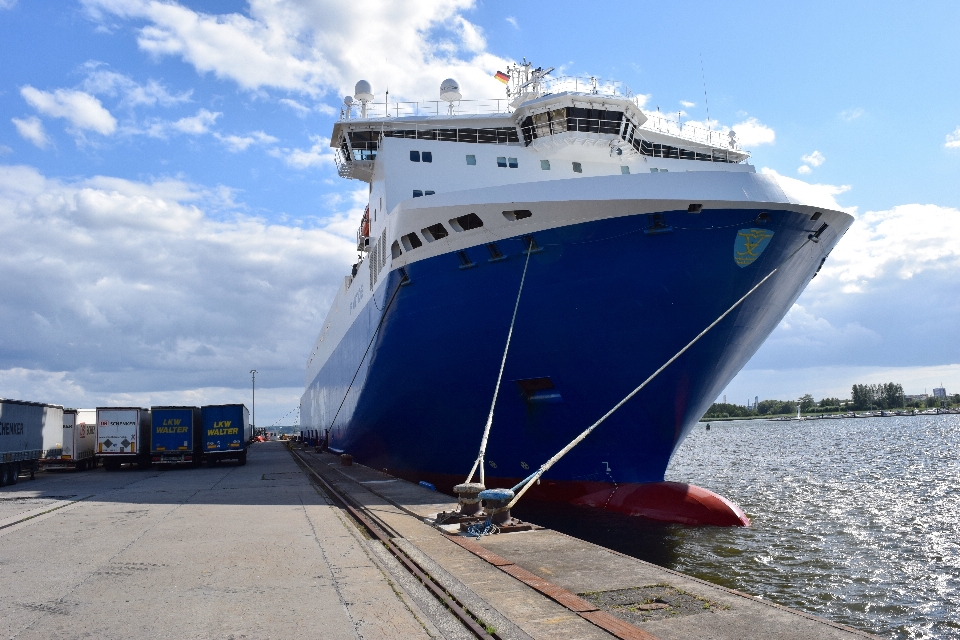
left=9, top=463, right=18, bottom=485
left=0, top=463, right=8, bottom=487
left=238, top=452, right=247, bottom=466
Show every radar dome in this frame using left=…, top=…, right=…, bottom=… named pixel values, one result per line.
left=343, top=95, right=354, bottom=106
left=440, top=78, right=462, bottom=102
left=354, top=80, right=373, bottom=102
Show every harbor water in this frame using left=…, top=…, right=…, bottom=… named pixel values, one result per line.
left=513, top=414, right=960, bottom=639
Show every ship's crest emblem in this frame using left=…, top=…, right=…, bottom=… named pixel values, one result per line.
left=733, top=228, right=774, bottom=267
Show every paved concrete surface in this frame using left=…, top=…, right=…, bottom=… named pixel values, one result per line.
left=304, top=448, right=876, bottom=640
left=0, top=442, right=440, bottom=640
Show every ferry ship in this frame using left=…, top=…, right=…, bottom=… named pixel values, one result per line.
left=301, top=62, right=853, bottom=525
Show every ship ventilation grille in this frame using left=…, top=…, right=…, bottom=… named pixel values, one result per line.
left=368, top=228, right=388, bottom=289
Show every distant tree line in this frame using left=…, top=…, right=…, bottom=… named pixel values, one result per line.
left=701, top=381, right=956, bottom=419
left=851, top=383, right=904, bottom=410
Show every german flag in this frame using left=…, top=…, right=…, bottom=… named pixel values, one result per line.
left=494, top=71, right=509, bottom=84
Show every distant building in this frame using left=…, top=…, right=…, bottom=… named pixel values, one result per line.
left=905, top=394, right=928, bottom=402
left=933, top=387, right=947, bottom=399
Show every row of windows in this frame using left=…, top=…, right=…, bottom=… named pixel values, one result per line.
left=412, top=190, right=435, bottom=197
left=409, top=151, right=433, bottom=162
left=392, top=210, right=532, bottom=257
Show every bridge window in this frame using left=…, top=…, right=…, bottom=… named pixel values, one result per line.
left=449, top=213, right=484, bottom=231
left=502, top=210, right=532, bottom=221
left=466, top=154, right=476, bottom=165
left=508, top=157, right=518, bottom=168
left=540, top=160, right=550, bottom=170
left=400, top=233, right=423, bottom=251
left=497, top=156, right=507, bottom=168
left=422, top=151, right=433, bottom=163
left=621, top=166, right=630, bottom=174
left=410, top=150, right=420, bottom=162
left=424, top=190, right=435, bottom=196
left=412, top=190, right=423, bottom=198
left=421, top=223, right=449, bottom=242
left=391, top=241, right=402, bottom=259
left=572, top=162, right=582, bottom=173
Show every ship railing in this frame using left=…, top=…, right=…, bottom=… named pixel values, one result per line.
left=640, top=114, right=742, bottom=151
left=518, top=115, right=747, bottom=162
left=340, top=99, right=511, bottom=120
left=539, top=75, right=639, bottom=102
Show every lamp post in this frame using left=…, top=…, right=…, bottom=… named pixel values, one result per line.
left=250, top=369, right=257, bottom=435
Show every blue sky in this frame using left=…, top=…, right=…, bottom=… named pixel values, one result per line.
left=1, top=0, right=958, bottom=423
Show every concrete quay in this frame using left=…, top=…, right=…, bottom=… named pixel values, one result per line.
left=0, top=442, right=439, bottom=639
left=0, top=441, right=878, bottom=639
left=295, top=445, right=878, bottom=640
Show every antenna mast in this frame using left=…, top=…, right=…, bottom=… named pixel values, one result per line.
left=700, top=53, right=710, bottom=130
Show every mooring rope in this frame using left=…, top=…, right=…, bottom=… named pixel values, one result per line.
left=465, top=243, right=534, bottom=486
left=505, top=236, right=817, bottom=509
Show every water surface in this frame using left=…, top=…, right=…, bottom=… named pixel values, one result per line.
left=515, top=415, right=960, bottom=639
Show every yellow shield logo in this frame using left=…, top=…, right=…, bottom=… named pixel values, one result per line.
left=734, top=228, right=774, bottom=267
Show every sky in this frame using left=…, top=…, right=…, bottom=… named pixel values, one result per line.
left=1, top=0, right=958, bottom=425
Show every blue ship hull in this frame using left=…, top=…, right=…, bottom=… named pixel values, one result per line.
left=302, top=206, right=842, bottom=504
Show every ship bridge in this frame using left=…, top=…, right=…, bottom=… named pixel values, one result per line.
left=331, top=65, right=749, bottom=184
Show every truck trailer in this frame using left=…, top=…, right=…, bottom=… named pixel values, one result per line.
left=1, top=399, right=63, bottom=486
left=150, top=406, right=201, bottom=465
left=96, top=407, right=151, bottom=470
left=201, top=404, right=251, bottom=465
left=42, top=409, right=97, bottom=471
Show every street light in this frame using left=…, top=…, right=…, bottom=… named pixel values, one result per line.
left=250, top=369, right=257, bottom=434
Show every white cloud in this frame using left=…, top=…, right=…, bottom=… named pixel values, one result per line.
left=81, top=65, right=192, bottom=108
left=798, top=150, right=825, bottom=174
left=801, top=150, right=825, bottom=167
left=215, top=130, right=278, bottom=152
left=171, top=108, right=221, bottom=134
left=144, top=108, right=221, bottom=137
left=840, top=107, right=864, bottom=121
left=760, top=168, right=851, bottom=211
left=272, top=135, right=335, bottom=169
left=0, top=145, right=11, bottom=155
left=82, top=0, right=513, bottom=101
left=945, top=126, right=960, bottom=149
left=731, top=117, right=775, bottom=146
left=505, top=16, right=518, bottom=29
left=0, top=163, right=361, bottom=412
left=679, top=100, right=695, bottom=108
left=0, top=0, right=17, bottom=8
left=279, top=97, right=311, bottom=116
left=21, top=86, right=117, bottom=135
left=819, top=203, right=960, bottom=291
left=12, top=116, right=50, bottom=148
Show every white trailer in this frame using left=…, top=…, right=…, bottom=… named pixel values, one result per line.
left=96, top=407, right=151, bottom=470
left=1, top=399, right=63, bottom=486
left=42, top=409, right=97, bottom=471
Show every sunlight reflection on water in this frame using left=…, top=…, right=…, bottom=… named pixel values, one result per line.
left=514, top=414, right=960, bottom=639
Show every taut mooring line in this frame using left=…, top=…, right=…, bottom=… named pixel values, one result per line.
left=466, top=242, right=534, bottom=486
left=506, top=237, right=816, bottom=509
left=327, top=269, right=408, bottom=434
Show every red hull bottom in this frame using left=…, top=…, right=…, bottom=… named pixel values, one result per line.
left=572, top=481, right=750, bottom=527
left=386, top=468, right=750, bottom=527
